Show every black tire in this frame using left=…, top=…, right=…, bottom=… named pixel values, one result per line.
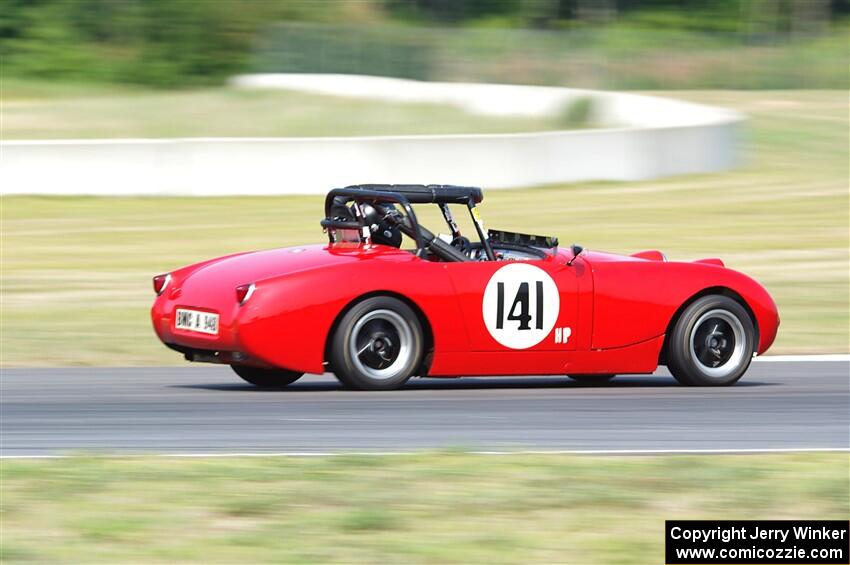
left=568, top=374, right=615, bottom=384
left=330, top=296, right=424, bottom=391
left=666, top=295, right=755, bottom=386
left=231, top=365, right=303, bottom=388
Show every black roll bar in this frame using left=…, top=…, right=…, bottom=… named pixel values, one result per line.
left=344, top=184, right=483, bottom=205
left=323, top=188, right=425, bottom=256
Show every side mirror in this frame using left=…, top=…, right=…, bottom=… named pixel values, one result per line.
left=567, top=244, right=584, bottom=266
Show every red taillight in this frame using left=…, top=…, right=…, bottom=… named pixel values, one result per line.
left=153, top=273, right=171, bottom=295
left=236, top=283, right=255, bottom=305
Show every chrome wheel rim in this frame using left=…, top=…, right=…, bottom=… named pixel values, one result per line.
left=349, top=309, right=412, bottom=380
left=689, top=309, right=747, bottom=378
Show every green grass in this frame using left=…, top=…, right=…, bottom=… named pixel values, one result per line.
left=1, top=90, right=847, bottom=366
left=1, top=79, right=564, bottom=139
left=1, top=452, right=847, bottom=563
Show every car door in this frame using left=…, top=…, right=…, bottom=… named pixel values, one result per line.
left=443, top=256, right=581, bottom=353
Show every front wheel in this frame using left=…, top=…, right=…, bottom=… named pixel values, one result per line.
left=231, top=365, right=303, bottom=388
left=666, top=295, right=755, bottom=386
left=330, top=296, right=425, bottom=391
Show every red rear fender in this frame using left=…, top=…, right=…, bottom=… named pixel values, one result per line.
left=235, top=256, right=468, bottom=373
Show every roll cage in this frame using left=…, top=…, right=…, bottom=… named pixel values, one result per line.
left=321, top=184, right=557, bottom=262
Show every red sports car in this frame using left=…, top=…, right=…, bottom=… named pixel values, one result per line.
left=151, top=184, right=778, bottom=390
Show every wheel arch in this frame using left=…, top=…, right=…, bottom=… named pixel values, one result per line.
left=323, top=290, right=435, bottom=375
left=658, top=286, right=759, bottom=365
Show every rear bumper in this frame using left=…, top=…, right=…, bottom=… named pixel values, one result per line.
left=163, top=342, right=275, bottom=369
left=152, top=291, right=317, bottom=371
left=152, top=293, right=249, bottom=363
left=152, top=306, right=240, bottom=350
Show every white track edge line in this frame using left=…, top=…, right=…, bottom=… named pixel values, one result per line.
left=753, top=354, right=849, bottom=362
left=2, top=447, right=848, bottom=460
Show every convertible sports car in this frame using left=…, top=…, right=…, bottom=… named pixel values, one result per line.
left=151, top=184, right=778, bottom=390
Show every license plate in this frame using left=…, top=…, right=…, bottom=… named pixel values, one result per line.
left=175, top=309, right=219, bottom=335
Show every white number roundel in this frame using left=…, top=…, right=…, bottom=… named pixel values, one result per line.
left=482, top=263, right=559, bottom=349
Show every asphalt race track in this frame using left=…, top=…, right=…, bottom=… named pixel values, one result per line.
left=1, top=361, right=847, bottom=456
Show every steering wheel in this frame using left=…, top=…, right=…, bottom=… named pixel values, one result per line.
left=450, top=236, right=472, bottom=255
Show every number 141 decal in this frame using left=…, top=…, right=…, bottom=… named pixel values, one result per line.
left=482, top=263, right=560, bottom=349
left=496, top=281, right=544, bottom=330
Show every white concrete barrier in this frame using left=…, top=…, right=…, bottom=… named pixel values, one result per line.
left=1, top=75, right=743, bottom=196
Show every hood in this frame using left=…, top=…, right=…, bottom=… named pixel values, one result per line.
left=579, top=249, right=652, bottom=264
left=581, top=249, right=723, bottom=267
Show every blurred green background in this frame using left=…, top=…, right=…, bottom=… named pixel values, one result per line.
left=2, top=0, right=848, bottom=88
left=1, top=2, right=848, bottom=564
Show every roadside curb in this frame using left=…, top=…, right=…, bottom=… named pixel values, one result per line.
left=753, top=354, right=850, bottom=363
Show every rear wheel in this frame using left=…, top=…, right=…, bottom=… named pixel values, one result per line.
left=666, top=295, right=755, bottom=386
left=231, top=365, right=303, bottom=388
left=330, top=296, right=424, bottom=391
left=568, top=374, right=615, bottom=384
